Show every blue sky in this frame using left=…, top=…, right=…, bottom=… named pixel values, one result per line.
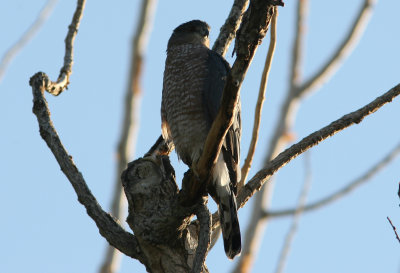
left=1, top=1, right=399, bottom=272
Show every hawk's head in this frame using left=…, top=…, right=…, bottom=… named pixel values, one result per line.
left=168, top=20, right=210, bottom=48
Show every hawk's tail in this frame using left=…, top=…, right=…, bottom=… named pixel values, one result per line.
left=213, top=155, right=241, bottom=259
left=218, top=190, right=241, bottom=259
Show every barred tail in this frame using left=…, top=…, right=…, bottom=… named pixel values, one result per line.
left=213, top=155, right=241, bottom=259
left=218, top=191, right=241, bottom=259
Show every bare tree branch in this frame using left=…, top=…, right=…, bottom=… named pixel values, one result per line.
left=238, top=83, right=400, bottom=208
left=29, top=72, right=146, bottom=266
left=212, top=0, right=249, bottom=57
left=0, top=0, right=57, bottom=83
left=264, top=142, right=400, bottom=218
left=240, top=7, right=278, bottom=188
left=274, top=152, right=312, bottom=273
left=288, top=0, right=307, bottom=92
left=99, top=1, right=157, bottom=272
left=192, top=199, right=212, bottom=273
left=45, top=0, right=86, bottom=96
left=295, top=0, right=376, bottom=97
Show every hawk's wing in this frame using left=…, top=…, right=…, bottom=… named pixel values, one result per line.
left=203, top=50, right=241, bottom=195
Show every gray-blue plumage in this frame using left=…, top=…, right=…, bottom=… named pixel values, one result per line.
left=161, top=20, right=241, bottom=259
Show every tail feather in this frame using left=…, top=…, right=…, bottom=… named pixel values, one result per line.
left=218, top=193, right=241, bottom=259
left=213, top=154, right=241, bottom=259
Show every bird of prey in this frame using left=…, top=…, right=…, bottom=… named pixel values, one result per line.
left=161, top=20, right=241, bottom=259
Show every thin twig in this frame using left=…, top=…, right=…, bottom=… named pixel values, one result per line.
left=387, top=217, right=400, bottom=244
left=46, top=0, right=86, bottom=96
left=192, top=199, right=212, bottom=273
left=212, top=0, right=249, bottom=57
left=238, top=83, right=400, bottom=208
left=99, top=1, right=157, bottom=272
left=0, top=0, right=57, bottom=83
left=29, top=72, right=145, bottom=264
left=274, top=152, right=312, bottom=273
left=240, top=7, right=278, bottom=188
left=264, top=142, right=400, bottom=218
left=295, top=0, right=376, bottom=98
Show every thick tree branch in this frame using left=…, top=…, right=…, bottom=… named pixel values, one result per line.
left=295, top=0, right=376, bottom=97
left=29, top=72, right=146, bottom=265
left=264, top=142, right=400, bottom=218
left=237, top=83, right=400, bottom=208
left=192, top=200, right=212, bottom=273
left=99, top=1, right=157, bottom=272
left=212, top=0, right=249, bottom=57
left=46, top=0, right=86, bottom=96
left=0, top=0, right=57, bottom=83
left=240, top=7, right=278, bottom=188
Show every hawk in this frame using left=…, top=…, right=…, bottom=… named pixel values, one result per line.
left=161, top=20, right=241, bottom=259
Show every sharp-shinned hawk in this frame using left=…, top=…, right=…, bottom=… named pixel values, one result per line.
left=161, top=20, right=241, bottom=259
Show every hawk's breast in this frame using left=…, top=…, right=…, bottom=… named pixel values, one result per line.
left=162, top=44, right=211, bottom=166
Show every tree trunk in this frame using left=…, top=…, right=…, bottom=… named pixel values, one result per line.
left=121, top=156, right=208, bottom=273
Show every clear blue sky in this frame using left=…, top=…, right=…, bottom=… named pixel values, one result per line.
left=1, top=1, right=399, bottom=272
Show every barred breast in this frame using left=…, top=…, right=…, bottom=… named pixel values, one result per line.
left=161, top=44, right=210, bottom=166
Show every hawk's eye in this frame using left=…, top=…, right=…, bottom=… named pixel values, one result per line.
left=199, top=27, right=209, bottom=38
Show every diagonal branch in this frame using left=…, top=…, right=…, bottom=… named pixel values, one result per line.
left=212, top=0, right=249, bottom=57
left=46, top=0, right=86, bottom=96
left=238, top=83, right=400, bottom=208
left=212, top=84, right=400, bottom=235
left=29, top=72, right=146, bottom=266
left=264, top=141, right=400, bottom=218
left=99, top=1, right=158, bottom=272
left=0, top=0, right=57, bottom=83
left=240, top=7, right=278, bottom=188
left=295, top=0, right=376, bottom=97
